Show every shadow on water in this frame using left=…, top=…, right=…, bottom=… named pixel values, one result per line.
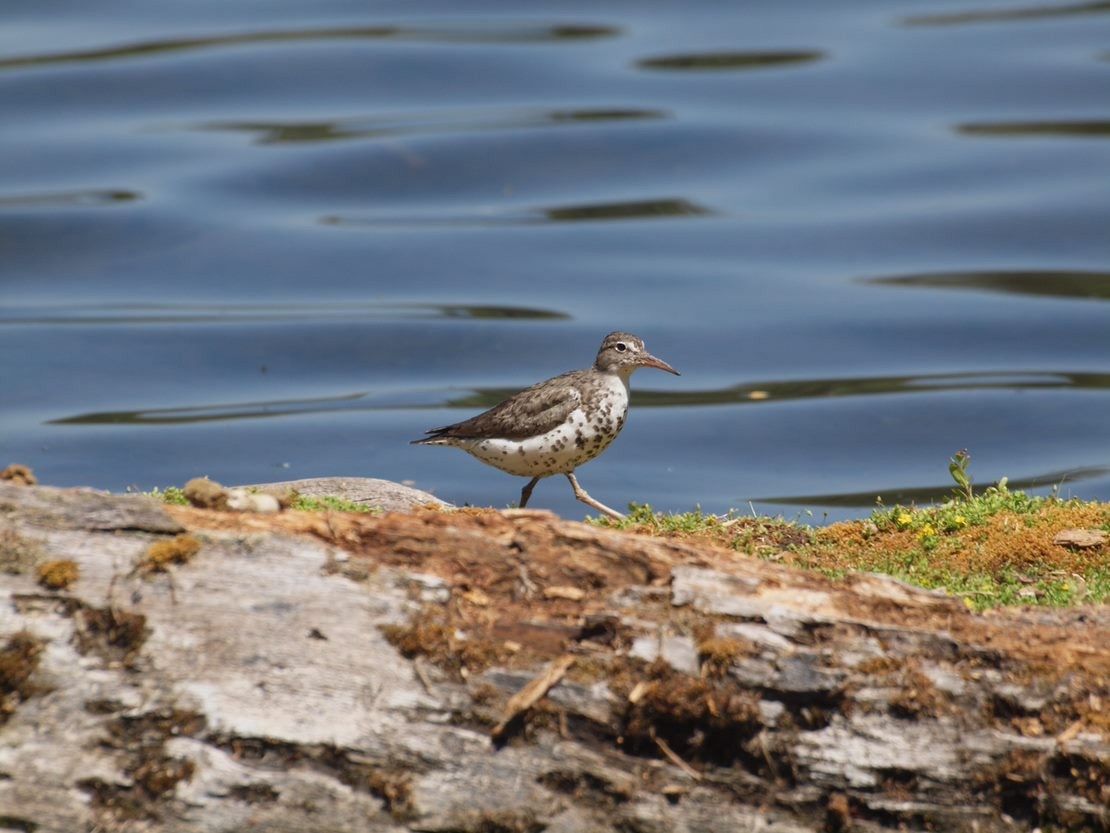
left=636, top=51, right=824, bottom=71
left=957, top=121, right=1110, bottom=138
left=196, top=108, right=668, bottom=146
left=0, top=302, right=570, bottom=327
left=322, top=197, right=715, bottom=229
left=49, top=393, right=371, bottom=427
left=0, top=190, right=140, bottom=209
left=864, top=270, right=1110, bottom=301
left=758, top=466, right=1110, bottom=509
left=0, top=24, right=619, bottom=70
left=54, top=370, right=1110, bottom=426
left=903, top=1, right=1110, bottom=26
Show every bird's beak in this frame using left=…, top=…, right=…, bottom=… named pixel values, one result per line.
left=639, top=352, right=680, bottom=376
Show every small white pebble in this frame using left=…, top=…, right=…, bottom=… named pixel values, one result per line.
left=248, top=493, right=282, bottom=514
left=226, top=489, right=282, bottom=513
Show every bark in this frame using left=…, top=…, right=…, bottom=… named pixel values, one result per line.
left=0, top=481, right=1106, bottom=833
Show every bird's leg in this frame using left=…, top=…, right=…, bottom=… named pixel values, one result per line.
left=565, top=473, right=625, bottom=521
left=519, top=476, right=541, bottom=509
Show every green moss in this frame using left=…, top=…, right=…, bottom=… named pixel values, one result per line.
left=592, top=487, right=1109, bottom=612
left=871, top=482, right=1060, bottom=534
left=289, top=495, right=378, bottom=514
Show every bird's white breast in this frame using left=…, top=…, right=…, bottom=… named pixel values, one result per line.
left=461, top=374, right=630, bottom=477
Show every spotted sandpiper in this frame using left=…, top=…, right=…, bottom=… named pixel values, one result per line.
left=412, top=332, right=679, bottom=520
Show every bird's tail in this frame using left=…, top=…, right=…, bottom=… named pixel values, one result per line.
left=410, top=429, right=452, bottom=446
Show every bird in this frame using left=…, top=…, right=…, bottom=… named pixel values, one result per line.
left=412, top=332, right=679, bottom=520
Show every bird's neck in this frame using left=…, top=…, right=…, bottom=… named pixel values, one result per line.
left=595, top=365, right=634, bottom=390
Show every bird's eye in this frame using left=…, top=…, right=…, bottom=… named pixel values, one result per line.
left=615, top=342, right=627, bottom=352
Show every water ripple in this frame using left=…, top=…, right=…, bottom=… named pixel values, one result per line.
left=758, top=466, right=1110, bottom=508
left=903, top=1, right=1110, bottom=26
left=196, top=108, right=668, bottom=146
left=433, top=370, right=1110, bottom=411
left=50, top=393, right=370, bottom=426
left=0, top=302, right=570, bottom=327
left=322, top=197, right=715, bottom=228
left=49, top=370, right=1110, bottom=427
left=0, top=189, right=140, bottom=209
left=636, top=51, right=824, bottom=72
left=957, top=120, right=1110, bottom=138
left=0, top=24, right=619, bottom=70
left=865, top=270, right=1110, bottom=301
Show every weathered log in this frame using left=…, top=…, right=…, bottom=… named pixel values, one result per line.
left=0, top=481, right=1106, bottom=832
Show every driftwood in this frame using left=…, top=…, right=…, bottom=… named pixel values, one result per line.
left=0, top=480, right=1106, bottom=833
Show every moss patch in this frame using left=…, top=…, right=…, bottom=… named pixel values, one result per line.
left=0, top=526, right=45, bottom=575
left=289, top=494, right=379, bottom=514
left=36, top=558, right=79, bottom=590
left=140, top=534, right=201, bottom=574
left=0, top=464, right=36, bottom=486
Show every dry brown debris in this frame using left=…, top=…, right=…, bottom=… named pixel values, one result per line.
left=0, top=630, right=45, bottom=723
left=183, top=477, right=228, bottom=510
left=617, top=660, right=764, bottom=770
left=74, top=604, right=149, bottom=668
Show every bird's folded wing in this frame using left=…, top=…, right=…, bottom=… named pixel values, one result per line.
left=432, top=376, right=582, bottom=441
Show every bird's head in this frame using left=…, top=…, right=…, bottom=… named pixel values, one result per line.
left=594, top=332, right=679, bottom=377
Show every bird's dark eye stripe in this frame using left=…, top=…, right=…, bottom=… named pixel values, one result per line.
left=615, top=342, right=627, bottom=352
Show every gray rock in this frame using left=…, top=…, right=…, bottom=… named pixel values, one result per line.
left=236, top=476, right=452, bottom=512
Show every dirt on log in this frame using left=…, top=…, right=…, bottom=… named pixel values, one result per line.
left=0, top=480, right=1106, bottom=833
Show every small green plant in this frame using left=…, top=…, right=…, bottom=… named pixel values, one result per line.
left=143, top=486, right=189, bottom=506
left=948, top=449, right=974, bottom=502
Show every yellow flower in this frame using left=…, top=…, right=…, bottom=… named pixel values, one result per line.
left=896, top=513, right=913, bottom=529
left=952, top=515, right=967, bottom=528
left=919, top=524, right=936, bottom=539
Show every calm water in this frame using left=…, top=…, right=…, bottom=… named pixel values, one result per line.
left=2, top=0, right=1108, bottom=521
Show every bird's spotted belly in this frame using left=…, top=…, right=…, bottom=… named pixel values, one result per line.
left=463, top=407, right=625, bottom=477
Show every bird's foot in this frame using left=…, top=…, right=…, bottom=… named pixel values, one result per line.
left=564, top=473, right=626, bottom=521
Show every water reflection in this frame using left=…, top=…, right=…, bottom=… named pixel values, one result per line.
left=545, top=198, right=713, bottom=222
left=759, top=466, right=1110, bottom=508
left=866, top=270, right=1110, bottom=301
left=197, top=108, right=666, bottom=145
left=903, top=1, right=1110, bottom=26
left=50, top=393, right=370, bottom=426
left=0, top=24, right=618, bottom=70
left=323, top=197, right=714, bottom=229
left=441, top=370, right=1110, bottom=411
left=1, top=302, right=570, bottom=327
left=637, top=51, right=823, bottom=71
left=957, top=121, right=1110, bottom=138
left=0, top=189, right=140, bottom=208
left=51, top=370, right=1110, bottom=427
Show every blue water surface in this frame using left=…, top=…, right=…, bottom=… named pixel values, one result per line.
left=2, top=0, right=1108, bottom=519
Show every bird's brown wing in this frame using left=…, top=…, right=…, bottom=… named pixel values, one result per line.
left=419, top=371, right=585, bottom=442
